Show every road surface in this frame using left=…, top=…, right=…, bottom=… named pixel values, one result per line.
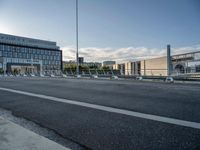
left=0, top=77, right=200, bottom=150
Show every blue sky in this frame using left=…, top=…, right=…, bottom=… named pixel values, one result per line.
left=0, top=0, right=200, bottom=62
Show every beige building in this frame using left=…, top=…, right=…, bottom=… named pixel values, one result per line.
left=125, top=62, right=134, bottom=75
left=140, top=56, right=167, bottom=76
left=113, top=64, right=119, bottom=70
left=124, top=61, right=141, bottom=75
left=113, top=63, right=125, bottom=75
left=111, top=50, right=200, bottom=77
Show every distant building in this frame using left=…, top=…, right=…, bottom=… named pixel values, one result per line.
left=112, top=47, right=200, bottom=76
left=0, top=33, right=62, bottom=75
left=172, top=51, right=200, bottom=74
left=63, top=60, right=102, bottom=69
left=140, top=57, right=167, bottom=76
left=139, top=51, right=200, bottom=76
left=138, top=51, right=200, bottom=76
left=125, top=62, right=134, bottom=75
left=102, top=61, right=116, bottom=69
left=78, top=57, right=84, bottom=65
left=113, top=63, right=125, bottom=75
left=84, top=62, right=102, bottom=69
left=124, top=62, right=140, bottom=75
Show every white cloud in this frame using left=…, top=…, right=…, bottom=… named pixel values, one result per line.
left=61, top=45, right=200, bottom=63
left=172, top=45, right=200, bottom=55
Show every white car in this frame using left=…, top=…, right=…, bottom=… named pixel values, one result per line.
left=40, top=74, right=45, bottom=77
left=62, top=74, right=67, bottom=78
left=30, top=74, right=35, bottom=77
left=136, top=76, right=143, bottom=81
left=76, top=75, right=81, bottom=78
left=91, top=75, right=98, bottom=79
left=9, top=74, right=14, bottom=77
left=50, top=74, right=55, bottom=77
left=111, top=75, right=118, bottom=79
left=165, top=76, right=174, bottom=83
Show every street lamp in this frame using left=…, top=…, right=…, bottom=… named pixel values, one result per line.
left=76, top=0, right=79, bottom=76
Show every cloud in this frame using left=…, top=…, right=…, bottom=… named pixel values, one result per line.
left=172, top=45, right=200, bottom=55
left=61, top=45, right=200, bottom=63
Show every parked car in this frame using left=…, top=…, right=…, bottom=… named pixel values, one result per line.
left=62, top=74, right=67, bottom=78
left=30, top=74, right=36, bottom=77
left=91, top=75, right=98, bottom=79
left=165, top=76, right=174, bottom=83
left=136, top=76, right=143, bottom=81
left=40, top=74, right=45, bottom=77
left=111, top=75, right=118, bottom=79
left=50, top=74, right=55, bottom=77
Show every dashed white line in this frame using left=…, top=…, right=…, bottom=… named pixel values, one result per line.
left=0, top=87, right=200, bottom=129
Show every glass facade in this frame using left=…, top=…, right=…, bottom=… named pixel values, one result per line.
left=0, top=33, right=62, bottom=75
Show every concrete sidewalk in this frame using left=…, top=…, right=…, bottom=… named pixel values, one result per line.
left=0, top=117, right=70, bottom=150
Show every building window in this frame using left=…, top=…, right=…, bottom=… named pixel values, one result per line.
left=8, top=52, right=12, bottom=57
left=41, top=50, right=44, bottom=55
left=196, top=65, right=200, bottom=72
left=39, top=55, right=42, bottom=59
left=13, top=52, right=17, bottom=58
left=23, top=53, right=26, bottom=58
left=3, top=51, right=8, bottom=57
left=18, top=53, right=22, bottom=58
left=0, top=44, right=3, bottom=51
left=21, top=47, right=25, bottom=53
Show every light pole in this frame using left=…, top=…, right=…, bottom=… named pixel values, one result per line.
left=76, top=0, right=79, bottom=76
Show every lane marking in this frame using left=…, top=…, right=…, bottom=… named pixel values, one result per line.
left=0, top=87, right=200, bottom=129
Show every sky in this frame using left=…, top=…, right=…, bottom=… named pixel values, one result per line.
left=0, top=0, right=200, bottom=62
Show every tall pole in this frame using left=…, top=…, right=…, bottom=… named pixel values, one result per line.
left=167, top=44, right=171, bottom=76
left=76, top=0, right=79, bottom=75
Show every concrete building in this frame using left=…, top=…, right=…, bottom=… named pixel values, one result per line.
left=140, top=57, right=167, bottom=76
left=0, top=33, right=62, bottom=75
left=140, top=51, right=200, bottom=76
left=113, top=45, right=200, bottom=77
left=113, top=63, right=125, bottom=75
left=124, top=61, right=141, bottom=75
left=125, top=62, right=134, bottom=75
left=63, top=61, right=101, bottom=69
left=172, top=51, right=200, bottom=74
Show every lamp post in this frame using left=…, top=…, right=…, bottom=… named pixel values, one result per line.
left=76, top=0, right=79, bottom=76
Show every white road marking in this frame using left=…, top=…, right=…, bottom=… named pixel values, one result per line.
left=0, top=87, right=200, bottom=129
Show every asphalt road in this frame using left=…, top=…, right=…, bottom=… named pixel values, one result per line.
left=0, top=77, right=200, bottom=150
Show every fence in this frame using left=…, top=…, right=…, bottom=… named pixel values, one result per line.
left=63, top=67, right=200, bottom=80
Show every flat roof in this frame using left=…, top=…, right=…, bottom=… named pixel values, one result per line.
left=0, top=33, right=59, bottom=50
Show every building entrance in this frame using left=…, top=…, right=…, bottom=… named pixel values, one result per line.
left=7, top=63, right=40, bottom=75
left=11, top=65, right=38, bottom=74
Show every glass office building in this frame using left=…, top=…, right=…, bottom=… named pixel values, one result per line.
left=0, top=33, right=62, bottom=75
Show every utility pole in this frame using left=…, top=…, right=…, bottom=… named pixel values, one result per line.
left=76, top=0, right=79, bottom=76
